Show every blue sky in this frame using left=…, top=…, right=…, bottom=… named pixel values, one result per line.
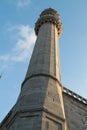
left=0, top=0, right=87, bottom=122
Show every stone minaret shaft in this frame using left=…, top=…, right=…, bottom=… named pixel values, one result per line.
left=1, top=8, right=67, bottom=130
left=25, top=9, right=62, bottom=82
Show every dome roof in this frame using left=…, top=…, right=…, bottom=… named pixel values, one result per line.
left=40, top=8, right=59, bottom=18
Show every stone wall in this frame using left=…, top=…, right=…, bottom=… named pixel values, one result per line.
left=63, top=92, right=87, bottom=130
left=1, top=88, right=87, bottom=130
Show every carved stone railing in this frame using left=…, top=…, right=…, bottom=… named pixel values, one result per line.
left=35, top=8, right=62, bottom=36
left=63, top=87, right=87, bottom=104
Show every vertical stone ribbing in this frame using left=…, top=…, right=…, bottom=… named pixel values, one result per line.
left=0, top=8, right=68, bottom=130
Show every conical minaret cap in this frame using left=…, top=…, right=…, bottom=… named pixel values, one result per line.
left=35, top=8, right=62, bottom=36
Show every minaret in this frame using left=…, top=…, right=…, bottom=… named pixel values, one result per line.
left=0, top=8, right=67, bottom=130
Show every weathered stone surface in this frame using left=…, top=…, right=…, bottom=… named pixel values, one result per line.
left=1, top=8, right=87, bottom=130
left=63, top=92, right=87, bottom=130
left=0, top=8, right=66, bottom=130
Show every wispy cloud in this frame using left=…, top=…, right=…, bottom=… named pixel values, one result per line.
left=0, top=55, right=10, bottom=62
left=17, top=0, right=31, bottom=8
left=0, top=25, right=36, bottom=69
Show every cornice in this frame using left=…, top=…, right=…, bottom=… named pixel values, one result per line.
left=63, top=87, right=87, bottom=105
